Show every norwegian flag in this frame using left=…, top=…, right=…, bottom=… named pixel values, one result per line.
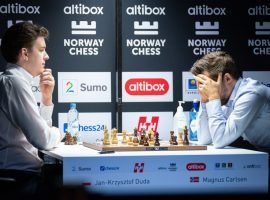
left=82, top=182, right=91, bottom=186
left=190, top=176, right=199, bottom=183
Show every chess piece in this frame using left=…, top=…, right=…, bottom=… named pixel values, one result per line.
left=172, top=136, right=178, bottom=145
left=178, top=131, right=184, bottom=144
left=103, top=127, right=110, bottom=145
left=144, top=134, right=149, bottom=146
left=122, top=130, right=127, bottom=144
left=149, top=130, right=155, bottom=145
left=154, top=132, right=160, bottom=146
left=139, top=128, right=146, bottom=145
left=169, top=131, right=174, bottom=144
left=64, top=132, right=77, bottom=145
left=128, top=133, right=133, bottom=145
left=183, top=125, right=189, bottom=145
left=132, top=128, right=139, bottom=146
left=111, top=128, right=118, bottom=144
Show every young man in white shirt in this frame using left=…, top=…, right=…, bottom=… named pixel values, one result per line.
left=190, top=51, right=270, bottom=149
left=0, top=22, right=64, bottom=195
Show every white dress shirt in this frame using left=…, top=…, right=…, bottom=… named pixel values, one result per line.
left=0, top=63, right=63, bottom=172
left=197, top=77, right=270, bottom=148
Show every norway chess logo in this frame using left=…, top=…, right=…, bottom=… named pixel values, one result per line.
left=137, top=116, right=159, bottom=133
left=134, top=163, right=144, bottom=173
left=134, top=21, right=158, bottom=35
left=71, top=21, right=96, bottom=35
left=7, top=20, right=33, bottom=28
left=255, top=21, right=270, bottom=35
left=195, top=21, right=219, bottom=35
left=247, top=21, right=269, bottom=55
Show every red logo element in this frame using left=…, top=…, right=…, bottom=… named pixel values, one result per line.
left=125, top=78, right=169, bottom=95
left=134, top=163, right=144, bottom=173
left=82, top=182, right=91, bottom=186
left=186, top=163, right=206, bottom=171
left=190, top=177, right=199, bottom=183
left=138, top=116, right=159, bottom=133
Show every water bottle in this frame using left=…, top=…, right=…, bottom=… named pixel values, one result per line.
left=67, top=103, right=79, bottom=141
left=189, top=99, right=199, bottom=141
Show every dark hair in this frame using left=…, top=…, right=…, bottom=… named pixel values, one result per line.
left=190, top=51, right=240, bottom=81
left=1, top=21, right=49, bottom=64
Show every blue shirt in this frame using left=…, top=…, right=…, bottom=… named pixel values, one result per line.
left=197, top=78, right=270, bottom=148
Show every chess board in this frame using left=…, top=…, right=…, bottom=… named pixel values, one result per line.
left=83, top=141, right=207, bottom=151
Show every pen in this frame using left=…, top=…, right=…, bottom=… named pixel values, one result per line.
left=99, top=150, right=115, bottom=154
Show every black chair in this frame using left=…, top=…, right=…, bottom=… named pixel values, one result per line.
left=0, top=176, right=17, bottom=198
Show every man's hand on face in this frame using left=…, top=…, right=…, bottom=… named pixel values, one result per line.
left=194, top=73, right=222, bottom=102
left=39, top=68, right=55, bottom=106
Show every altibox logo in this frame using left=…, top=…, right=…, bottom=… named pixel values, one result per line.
left=126, top=4, right=165, bottom=15
left=122, top=72, right=173, bottom=102
left=188, top=5, right=226, bottom=15
left=63, top=4, right=104, bottom=15
left=125, top=78, right=169, bottom=95
left=248, top=5, right=270, bottom=16
left=138, top=116, right=159, bottom=133
left=134, top=163, right=144, bottom=173
left=0, top=3, right=40, bottom=14
left=186, top=163, right=206, bottom=171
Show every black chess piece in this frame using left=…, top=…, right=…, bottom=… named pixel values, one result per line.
left=183, top=126, right=189, bottom=145
left=139, top=128, right=145, bottom=145
left=169, top=131, right=174, bottom=144
left=154, top=132, right=160, bottom=146
left=134, top=127, right=138, bottom=136
left=172, top=136, right=178, bottom=145
left=144, top=135, right=149, bottom=146
left=133, top=128, right=139, bottom=144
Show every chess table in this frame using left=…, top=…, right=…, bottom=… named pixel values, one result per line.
left=41, top=142, right=268, bottom=195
